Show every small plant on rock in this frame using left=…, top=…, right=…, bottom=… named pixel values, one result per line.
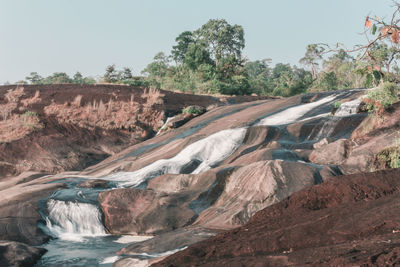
left=333, top=101, right=342, bottom=109
left=182, top=106, right=202, bottom=116
left=364, top=82, right=399, bottom=114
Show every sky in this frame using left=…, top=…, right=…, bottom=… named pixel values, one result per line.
left=0, top=0, right=396, bottom=83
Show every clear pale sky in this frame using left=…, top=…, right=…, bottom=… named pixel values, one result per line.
left=0, top=0, right=395, bottom=83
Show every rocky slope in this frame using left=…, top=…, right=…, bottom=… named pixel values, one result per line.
left=1, top=86, right=399, bottom=266
left=156, top=168, right=400, bottom=266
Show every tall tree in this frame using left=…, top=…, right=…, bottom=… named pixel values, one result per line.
left=25, top=72, right=43, bottom=84
left=195, top=19, right=245, bottom=66
left=73, top=72, right=84, bottom=84
left=103, top=64, right=118, bottom=83
left=120, top=67, right=133, bottom=80
left=171, top=31, right=195, bottom=63
left=299, top=44, right=325, bottom=79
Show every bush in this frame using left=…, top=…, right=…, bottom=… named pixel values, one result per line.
left=377, top=147, right=400, bottom=169
left=182, top=106, right=202, bottom=115
left=333, top=101, right=342, bottom=109
left=364, top=82, right=399, bottom=114
left=21, top=111, right=39, bottom=118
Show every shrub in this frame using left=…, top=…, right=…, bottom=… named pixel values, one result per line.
left=21, top=110, right=39, bottom=118
left=377, top=147, right=400, bottom=168
left=182, top=106, right=202, bottom=115
left=364, top=82, right=399, bottom=114
left=333, top=101, right=342, bottom=109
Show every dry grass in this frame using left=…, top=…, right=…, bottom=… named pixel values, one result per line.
left=141, top=88, right=164, bottom=107
left=5, top=86, right=24, bottom=103
left=0, top=113, right=43, bottom=143
left=44, top=93, right=165, bottom=132
left=21, top=90, right=41, bottom=107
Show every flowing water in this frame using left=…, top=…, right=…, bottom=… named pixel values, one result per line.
left=36, top=90, right=365, bottom=266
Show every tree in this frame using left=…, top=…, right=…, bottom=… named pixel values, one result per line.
left=299, top=44, right=325, bottom=79
left=25, top=72, right=43, bottom=84
left=142, top=52, right=170, bottom=88
left=171, top=31, right=195, bottom=63
left=103, top=64, right=118, bottom=83
left=120, top=67, right=133, bottom=80
left=73, top=72, right=84, bottom=84
left=42, top=72, right=72, bottom=84
left=195, top=19, right=245, bottom=66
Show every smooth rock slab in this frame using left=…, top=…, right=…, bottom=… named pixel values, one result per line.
left=98, top=188, right=196, bottom=235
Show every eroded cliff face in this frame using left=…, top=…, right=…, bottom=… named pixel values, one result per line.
left=0, top=84, right=268, bottom=178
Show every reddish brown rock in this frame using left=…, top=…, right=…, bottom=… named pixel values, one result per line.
left=154, top=169, right=400, bottom=267
left=98, top=188, right=196, bottom=235
left=309, top=138, right=350, bottom=165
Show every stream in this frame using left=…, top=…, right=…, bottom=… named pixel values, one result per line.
left=35, top=89, right=366, bottom=266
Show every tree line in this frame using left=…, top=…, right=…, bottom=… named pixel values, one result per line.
left=12, top=15, right=400, bottom=97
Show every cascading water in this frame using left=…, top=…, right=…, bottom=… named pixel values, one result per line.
left=45, top=199, right=106, bottom=242
left=309, top=97, right=362, bottom=140
left=156, top=116, right=176, bottom=135
left=103, top=128, right=247, bottom=187
left=256, top=94, right=338, bottom=126
left=38, top=91, right=358, bottom=266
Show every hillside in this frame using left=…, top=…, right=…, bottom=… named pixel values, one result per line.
left=0, top=84, right=267, bottom=178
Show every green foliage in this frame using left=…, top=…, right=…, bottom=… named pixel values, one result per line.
left=318, top=72, right=338, bottom=91
left=21, top=111, right=39, bottom=118
left=334, top=101, right=342, bottom=109
left=182, top=106, right=202, bottom=115
left=299, top=44, right=325, bottom=79
left=377, top=140, right=400, bottom=169
left=25, top=72, right=43, bottom=84
left=364, top=82, right=399, bottom=113
left=103, top=64, right=119, bottom=83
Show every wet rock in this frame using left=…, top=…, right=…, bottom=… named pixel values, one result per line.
left=0, top=240, right=47, bottom=267
left=78, top=179, right=110, bottom=189
left=118, top=227, right=215, bottom=256
left=0, top=178, right=64, bottom=245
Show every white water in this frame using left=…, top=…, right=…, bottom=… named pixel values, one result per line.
left=156, top=116, right=176, bottom=135
left=311, top=97, right=362, bottom=140
left=102, top=128, right=247, bottom=187
left=334, top=98, right=362, bottom=116
left=256, top=94, right=338, bottom=126
left=97, top=94, right=341, bottom=187
left=46, top=199, right=107, bottom=242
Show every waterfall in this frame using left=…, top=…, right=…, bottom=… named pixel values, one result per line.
left=45, top=199, right=106, bottom=241
left=103, top=128, right=247, bottom=187
left=156, top=116, right=176, bottom=135
left=334, top=98, right=362, bottom=116
left=310, top=97, right=362, bottom=140
left=256, top=94, right=337, bottom=126
left=99, top=94, right=342, bottom=187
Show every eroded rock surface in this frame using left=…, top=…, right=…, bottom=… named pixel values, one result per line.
left=155, top=169, right=400, bottom=267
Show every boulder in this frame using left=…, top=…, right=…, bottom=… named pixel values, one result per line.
left=98, top=188, right=196, bottom=235
left=0, top=240, right=47, bottom=267
left=78, top=179, right=111, bottom=189
left=309, top=139, right=350, bottom=165
left=194, top=160, right=319, bottom=229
